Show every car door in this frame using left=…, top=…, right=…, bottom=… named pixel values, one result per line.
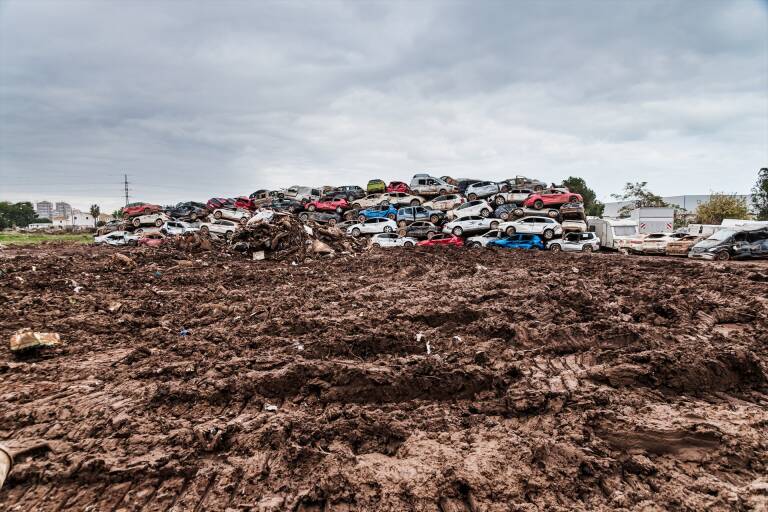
left=363, top=218, right=379, bottom=233
left=517, top=218, right=534, bottom=234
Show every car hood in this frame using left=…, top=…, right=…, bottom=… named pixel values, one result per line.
left=692, top=239, right=723, bottom=249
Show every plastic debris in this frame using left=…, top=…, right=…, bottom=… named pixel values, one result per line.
left=179, top=328, right=190, bottom=337
left=264, top=404, right=278, bottom=412
left=0, top=444, right=12, bottom=490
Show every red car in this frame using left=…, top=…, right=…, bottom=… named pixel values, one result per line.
left=523, top=189, right=582, bottom=210
left=305, top=197, right=349, bottom=213
left=386, top=181, right=411, bottom=193
left=138, top=233, right=166, bottom=247
left=206, top=197, right=236, bottom=211
left=122, top=202, right=161, bottom=218
left=416, top=234, right=464, bottom=247
left=234, top=196, right=257, bottom=211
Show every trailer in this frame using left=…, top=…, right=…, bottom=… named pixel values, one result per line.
left=587, top=218, right=641, bottom=252
left=630, top=207, right=675, bottom=234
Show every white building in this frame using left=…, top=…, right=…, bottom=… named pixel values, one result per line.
left=49, top=210, right=95, bottom=229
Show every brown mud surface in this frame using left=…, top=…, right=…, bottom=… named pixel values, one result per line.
left=1, top=244, right=767, bottom=511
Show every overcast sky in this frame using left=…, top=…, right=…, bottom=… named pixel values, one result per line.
left=1, top=0, right=766, bottom=212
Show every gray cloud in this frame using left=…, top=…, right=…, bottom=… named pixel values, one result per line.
left=1, top=0, right=766, bottom=212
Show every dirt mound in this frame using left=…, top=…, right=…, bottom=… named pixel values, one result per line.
left=1, top=245, right=767, bottom=510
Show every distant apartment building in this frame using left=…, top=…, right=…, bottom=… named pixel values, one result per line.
left=35, top=201, right=53, bottom=219
left=55, top=202, right=72, bottom=219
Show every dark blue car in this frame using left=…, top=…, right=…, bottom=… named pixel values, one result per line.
left=358, top=204, right=398, bottom=222
left=488, top=233, right=546, bottom=250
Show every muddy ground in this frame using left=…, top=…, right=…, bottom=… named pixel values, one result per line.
left=0, top=244, right=767, bottom=511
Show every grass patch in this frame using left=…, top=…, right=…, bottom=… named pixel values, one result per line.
left=0, top=232, right=92, bottom=245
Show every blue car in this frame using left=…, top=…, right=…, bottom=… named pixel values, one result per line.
left=357, top=204, right=398, bottom=222
left=488, top=233, right=546, bottom=250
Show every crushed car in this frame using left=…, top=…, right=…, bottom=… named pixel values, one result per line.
left=442, top=216, right=499, bottom=237
left=499, top=216, right=562, bottom=240
left=488, top=233, right=546, bottom=251
left=547, top=232, right=600, bottom=253
left=370, top=233, right=418, bottom=248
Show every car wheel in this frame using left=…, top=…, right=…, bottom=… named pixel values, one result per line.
left=582, top=245, right=593, bottom=253
left=490, top=221, right=499, bottom=230
left=403, top=240, right=414, bottom=248
left=550, top=244, right=562, bottom=253
left=513, top=208, right=524, bottom=217
left=410, top=199, right=420, bottom=206
left=352, top=203, right=361, bottom=209
left=128, top=239, right=138, bottom=246
left=278, top=193, right=285, bottom=199
left=533, top=200, right=544, bottom=210
left=214, top=211, right=222, bottom=219
left=500, top=212, right=509, bottom=220
left=495, top=196, right=505, bottom=206
left=547, top=209, right=559, bottom=218
left=240, top=217, right=247, bottom=224
left=386, top=213, right=395, bottom=220
left=358, top=215, right=366, bottom=223
left=397, top=220, right=407, bottom=228
left=452, top=226, right=463, bottom=236
left=200, top=226, right=209, bottom=235
left=469, top=241, right=481, bottom=248
left=352, top=228, right=361, bottom=237
left=480, top=208, right=490, bottom=217
left=225, top=231, right=233, bottom=240
left=429, top=214, right=440, bottom=223
left=398, top=228, right=407, bottom=236
left=154, top=219, right=163, bottom=227
left=543, top=229, right=554, bottom=240
left=716, top=250, right=730, bottom=261
left=132, top=218, right=141, bottom=227
left=468, top=193, right=477, bottom=201
left=381, top=200, right=390, bottom=206
left=307, top=204, right=316, bottom=211
left=383, top=226, right=393, bottom=233
left=328, top=219, right=337, bottom=227
left=505, top=226, right=516, bottom=237
left=372, top=243, right=381, bottom=248
left=190, top=212, right=197, bottom=221
left=569, top=196, right=578, bottom=202
left=427, top=231, right=436, bottom=239
left=439, top=189, right=446, bottom=195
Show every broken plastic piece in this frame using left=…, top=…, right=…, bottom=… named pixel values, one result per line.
left=9, top=330, right=61, bottom=352
left=264, top=404, right=278, bottom=412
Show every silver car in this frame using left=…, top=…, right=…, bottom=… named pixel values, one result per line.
left=466, top=229, right=502, bottom=248
left=465, top=181, right=501, bottom=200
left=547, top=232, right=600, bottom=253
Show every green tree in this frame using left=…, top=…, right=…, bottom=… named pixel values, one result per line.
left=752, top=167, right=768, bottom=220
left=111, top=209, right=124, bottom=219
left=0, top=201, right=38, bottom=229
left=89, top=204, right=101, bottom=227
left=561, top=176, right=604, bottom=216
left=696, top=194, right=749, bottom=225
left=611, top=182, right=675, bottom=217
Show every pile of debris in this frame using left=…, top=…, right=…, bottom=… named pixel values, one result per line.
left=230, top=212, right=367, bottom=261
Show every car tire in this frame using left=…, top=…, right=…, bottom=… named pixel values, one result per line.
left=469, top=241, right=481, bottom=248
left=404, top=241, right=414, bottom=247
left=358, top=215, right=366, bottom=223
left=550, top=244, right=562, bottom=253
left=381, top=200, right=390, bottom=206
left=547, top=209, right=559, bottom=218
left=397, top=220, right=407, bottom=228
left=430, top=214, right=440, bottom=224
left=543, top=229, right=554, bottom=240
left=439, top=189, right=446, bottom=195
left=480, top=208, right=490, bottom=217
left=582, top=245, right=593, bottom=253
left=513, top=208, right=524, bottom=217
left=427, top=231, right=436, bottom=239
left=278, top=193, right=285, bottom=199
left=352, top=203, right=361, bottom=209
left=154, top=219, right=163, bottom=227
left=716, top=250, right=730, bottom=261
left=335, top=207, right=343, bottom=214
left=225, top=231, right=233, bottom=240
left=505, top=226, right=516, bottom=237
left=200, top=226, right=209, bottom=235
left=398, top=228, right=407, bottom=236
left=307, top=204, right=316, bottom=212
left=128, top=239, right=138, bottom=246
left=372, top=243, right=381, bottom=248
left=500, top=212, right=509, bottom=220
left=495, top=196, right=505, bottom=206
left=352, top=228, right=361, bottom=237
left=533, top=200, right=544, bottom=210
left=328, top=219, right=337, bottom=227
left=132, top=218, right=141, bottom=227
left=468, top=193, right=477, bottom=201
left=214, top=211, right=222, bottom=219
left=383, top=226, right=393, bottom=233
left=452, top=227, right=463, bottom=236
left=618, top=247, right=629, bottom=255
left=387, top=213, right=396, bottom=220
left=410, top=199, right=420, bottom=206
left=239, top=217, right=247, bottom=224
left=490, top=221, right=499, bottom=230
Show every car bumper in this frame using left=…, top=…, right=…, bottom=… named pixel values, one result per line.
left=688, top=252, right=714, bottom=260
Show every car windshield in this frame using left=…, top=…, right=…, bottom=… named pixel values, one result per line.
left=707, top=229, right=736, bottom=241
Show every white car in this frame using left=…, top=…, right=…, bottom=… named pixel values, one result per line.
left=162, top=220, right=199, bottom=236
left=499, top=216, right=563, bottom=240
left=350, top=194, right=388, bottom=209
left=465, top=181, right=501, bottom=200
left=491, top=188, right=534, bottom=206
left=640, top=232, right=687, bottom=254
left=213, top=208, right=251, bottom=224
left=381, top=192, right=426, bottom=207
left=131, top=213, right=168, bottom=228
left=466, top=229, right=503, bottom=248
left=199, top=219, right=238, bottom=239
left=423, top=194, right=465, bottom=211
left=547, top=232, right=601, bottom=253
left=562, top=220, right=588, bottom=233
left=448, top=200, right=493, bottom=220
left=370, top=233, right=418, bottom=248
left=442, top=216, right=500, bottom=236
left=346, top=218, right=397, bottom=237
left=94, top=231, right=140, bottom=246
